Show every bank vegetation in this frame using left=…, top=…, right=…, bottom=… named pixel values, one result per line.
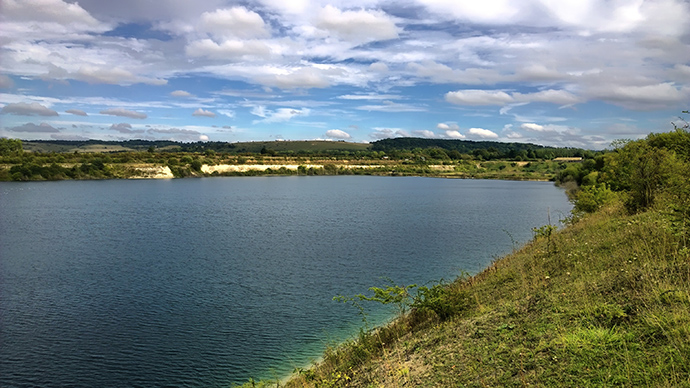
left=238, top=119, right=690, bottom=387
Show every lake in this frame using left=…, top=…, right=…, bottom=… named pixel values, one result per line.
left=0, top=176, right=572, bottom=386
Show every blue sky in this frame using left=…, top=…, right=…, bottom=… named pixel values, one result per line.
left=0, top=0, right=689, bottom=149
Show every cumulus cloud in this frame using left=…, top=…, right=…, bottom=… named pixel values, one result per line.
left=412, top=130, right=436, bottom=138
left=514, top=90, right=583, bottom=106
left=445, top=90, right=514, bottom=106
left=100, top=108, right=147, bottom=119
left=438, top=123, right=466, bottom=138
left=1, top=0, right=688, bottom=146
left=315, top=5, right=399, bottom=44
left=325, top=129, right=352, bottom=139
left=467, top=128, right=498, bottom=139
left=586, top=82, right=690, bottom=110
left=445, top=89, right=583, bottom=107
left=7, top=122, right=59, bottom=132
left=170, top=90, right=193, bottom=97
left=437, top=123, right=460, bottom=131
left=192, top=108, right=216, bottom=118
left=66, top=109, right=87, bottom=116
left=338, top=93, right=402, bottom=100
left=416, top=0, right=520, bottom=25
left=369, top=127, right=410, bottom=140
left=369, top=62, right=389, bottom=73
left=199, top=7, right=269, bottom=40
left=445, top=130, right=466, bottom=139
left=185, top=39, right=272, bottom=61
left=1, top=102, right=59, bottom=116
left=109, top=123, right=144, bottom=134
left=256, top=67, right=331, bottom=89
left=2, top=0, right=102, bottom=27
left=520, top=123, right=558, bottom=132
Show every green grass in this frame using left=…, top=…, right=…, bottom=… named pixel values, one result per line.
left=242, top=201, right=690, bottom=387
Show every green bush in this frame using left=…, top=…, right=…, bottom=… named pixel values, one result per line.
left=573, top=183, right=618, bottom=214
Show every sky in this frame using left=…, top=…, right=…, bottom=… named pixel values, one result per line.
left=0, top=0, right=689, bottom=149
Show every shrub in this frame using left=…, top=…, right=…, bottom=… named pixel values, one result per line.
left=573, top=183, right=618, bottom=214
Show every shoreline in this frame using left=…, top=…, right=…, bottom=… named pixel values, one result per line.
left=1, top=162, right=559, bottom=182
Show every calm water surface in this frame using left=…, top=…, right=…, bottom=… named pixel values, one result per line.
left=0, top=176, right=572, bottom=387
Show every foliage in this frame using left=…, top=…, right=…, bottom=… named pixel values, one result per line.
left=572, top=183, right=618, bottom=214
left=0, top=138, right=23, bottom=156
left=371, top=137, right=592, bottom=160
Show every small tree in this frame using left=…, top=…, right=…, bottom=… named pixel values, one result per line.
left=0, top=138, right=23, bottom=156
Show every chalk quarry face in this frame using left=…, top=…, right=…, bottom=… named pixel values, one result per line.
left=134, top=166, right=174, bottom=179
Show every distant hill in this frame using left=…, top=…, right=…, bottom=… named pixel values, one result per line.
left=20, top=138, right=589, bottom=158
left=370, top=137, right=588, bottom=158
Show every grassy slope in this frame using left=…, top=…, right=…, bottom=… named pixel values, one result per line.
left=279, top=203, right=690, bottom=387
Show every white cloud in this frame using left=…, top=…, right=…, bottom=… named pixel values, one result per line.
left=325, top=129, right=352, bottom=139
left=1, top=0, right=102, bottom=27
left=192, top=108, right=216, bottom=118
left=514, top=90, right=582, bottom=106
left=186, top=39, right=272, bottom=61
left=199, top=7, right=269, bottom=40
left=356, top=100, right=426, bottom=112
left=416, top=0, right=520, bottom=24
left=413, top=129, right=436, bottom=138
left=520, top=123, right=553, bottom=132
left=1, top=102, right=59, bottom=116
left=446, top=89, right=583, bottom=107
left=437, top=123, right=460, bottom=131
left=369, top=62, right=389, bottom=72
left=255, top=66, right=332, bottom=89
left=171, top=90, right=193, bottom=97
left=586, top=82, right=690, bottom=110
left=338, top=93, right=402, bottom=100
left=1, top=0, right=688, bottom=146
left=467, top=127, right=498, bottom=138
left=369, top=127, right=410, bottom=140
left=315, top=5, right=399, bottom=44
left=437, top=123, right=467, bottom=138
left=218, top=110, right=235, bottom=118
left=250, top=106, right=310, bottom=123
left=445, top=90, right=514, bottom=106
left=100, top=108, right=147, bottom=119
left=444, top=130, right=466, bottom=139
left=521, top=123, right=545, bottom=131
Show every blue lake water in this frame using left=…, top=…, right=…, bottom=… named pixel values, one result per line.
left=0, top=176, right=572, bottom=387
